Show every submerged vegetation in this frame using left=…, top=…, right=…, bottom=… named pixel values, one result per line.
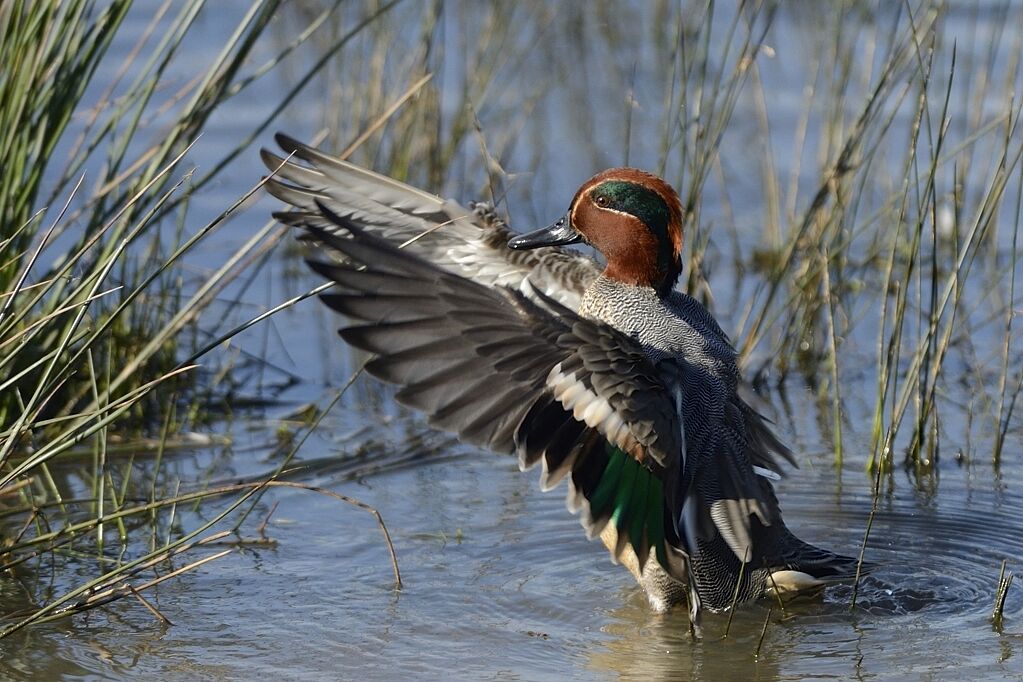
left=0, top=0, right=1019, bottom=661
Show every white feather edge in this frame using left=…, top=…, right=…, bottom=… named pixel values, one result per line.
left=546, top=363, right=638, bottom=455
left=765, top=570, right=825, bottom=594
left=753, top=465, right=781, bottom=481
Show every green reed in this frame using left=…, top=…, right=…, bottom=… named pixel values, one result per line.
left=0, top=0, right=569, bottom=636
left=715, top=3, right=1023, bottom=480
left=0, top=0, right=410, bottom=635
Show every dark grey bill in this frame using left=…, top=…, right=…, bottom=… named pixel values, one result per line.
left=507, top=213, right=581, bottom=249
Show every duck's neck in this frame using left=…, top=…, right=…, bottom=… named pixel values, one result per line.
left=580, top=275, right=664, bottom=323
left=598, top=265, right=678, bottom=299
left=598, top=236, right=680, bottom=297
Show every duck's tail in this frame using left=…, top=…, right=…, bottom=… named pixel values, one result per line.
left=765, top=532, right=874, bottom=596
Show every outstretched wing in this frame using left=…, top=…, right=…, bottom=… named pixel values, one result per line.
left=261, top=134, right=600, bottom=309
left=302, top=217, right=684, bottom=573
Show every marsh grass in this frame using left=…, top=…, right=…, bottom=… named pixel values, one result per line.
left=686, top=2, right=1023, bottom=593
left=0, top=0, right=413, bottom=635
left=0, top=0, right=579, bottom=637
left=993, top=559, right=1015, bottom=628
left=698, top=3, right=1023, bottom=483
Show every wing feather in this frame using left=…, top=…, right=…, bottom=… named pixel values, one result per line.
left=298, top=223, right=683, bottom=576
left=262, top=136, right=600, bottom=307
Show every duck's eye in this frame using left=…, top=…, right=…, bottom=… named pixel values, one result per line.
left=595, top=195, right=609, bottom=207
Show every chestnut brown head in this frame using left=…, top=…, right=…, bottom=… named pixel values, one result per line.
left=509, top=168, right=684, bottom=296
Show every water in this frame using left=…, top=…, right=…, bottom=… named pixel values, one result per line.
left=3, top=432, right=1021, bottom=679
left=3, top=1, right=1023, bottom=679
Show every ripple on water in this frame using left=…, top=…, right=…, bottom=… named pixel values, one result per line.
left=799, top=499, right=1023, bottom=619
left=575, top=488, right=1022, bottom=680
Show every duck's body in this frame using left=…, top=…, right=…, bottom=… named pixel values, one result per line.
left=263, top=134, right=867, bottom=625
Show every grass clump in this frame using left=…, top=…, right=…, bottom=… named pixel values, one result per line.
left=1, top=0, right=552, bottom=636
left=0, top=0, right=406, bottom=636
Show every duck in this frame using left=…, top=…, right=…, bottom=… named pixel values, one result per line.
left=261, top=133, right=867, bottom=627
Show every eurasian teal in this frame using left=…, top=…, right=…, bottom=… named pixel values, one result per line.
left=262, top=133, right=867, bottom=625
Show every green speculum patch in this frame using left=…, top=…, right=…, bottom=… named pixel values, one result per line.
left=589, top=441, right=669, bottom=571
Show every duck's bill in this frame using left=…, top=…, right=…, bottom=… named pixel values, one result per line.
left=507, top=213, right=581, bottom=249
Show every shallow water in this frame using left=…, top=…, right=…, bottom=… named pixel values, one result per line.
left=3, top=423, right=1021, bottom=680
left=3, top=1, right=1023, bottom=679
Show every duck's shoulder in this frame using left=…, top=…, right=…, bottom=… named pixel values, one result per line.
left=470, top=202, right=601, bottom=306
left=662, top=291, right=733, bottom=349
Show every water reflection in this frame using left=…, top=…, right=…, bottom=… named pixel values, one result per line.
left=1, top=429, right=1021, bottom=679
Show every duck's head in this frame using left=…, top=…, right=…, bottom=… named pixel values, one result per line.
left=509, top=168, right=684, bottom=297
